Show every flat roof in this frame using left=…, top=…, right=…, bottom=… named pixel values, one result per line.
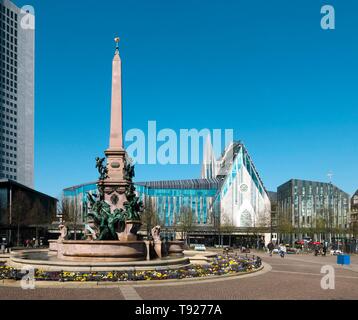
left=278, top=178, right=350, bottom=195
left=64, top=178, right=223, bottom=192
left=136, top=178, right=222, bottom=190
left=0, top=179, right=58, bottom=202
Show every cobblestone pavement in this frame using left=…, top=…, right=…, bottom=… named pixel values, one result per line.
left=0, top=252, right=357, bottom=300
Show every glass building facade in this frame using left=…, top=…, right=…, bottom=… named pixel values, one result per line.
left=135, top=179, right=220, bottom=227
left=64, top=179, right=220, bottom=228
left=277, top=179, right=350, bottom=240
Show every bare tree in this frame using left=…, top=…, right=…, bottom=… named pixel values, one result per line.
left=57, top=195, right=70, bottom=223
left=220, top=215, right=236, bottom=247
left=141, top=196, right=159, bottom=239
left=176, top=206, right=194, bottom=245
left=58, top=195, right=80, bottom=240
left=11, top=190, right=31, bottom=246
left=211, top=205, right=222, bottom=246
left=27, top=199, right=50, bottom=245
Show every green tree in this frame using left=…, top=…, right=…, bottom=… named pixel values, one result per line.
left=277, top=216, right=294, bottom=245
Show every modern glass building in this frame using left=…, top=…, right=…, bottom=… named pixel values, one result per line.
left=0, top=0, right=34, bottom=187
left=63, top=141, right=272, bottom=245
left=277, top=179, right=350, bottom=242
left=64, top=179, right=219, bottom=227
left=135, top=179, right=220, bottom=227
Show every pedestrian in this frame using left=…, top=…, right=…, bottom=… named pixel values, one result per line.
left=279, top=243, right=286, bottom=258
left=322, top=245, right=327, bottom=256
left=268, top=241, right=274, bottom=256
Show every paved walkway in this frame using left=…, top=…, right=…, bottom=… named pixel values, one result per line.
left=0, top=253, right=357, bottom=300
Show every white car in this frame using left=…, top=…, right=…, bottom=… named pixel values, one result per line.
left=194, top=244, right=206, bottom=251
left=330, top=250, right=343, bottom=256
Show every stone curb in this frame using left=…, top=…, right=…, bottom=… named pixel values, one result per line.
left=0, top=262, right=271, bottom=288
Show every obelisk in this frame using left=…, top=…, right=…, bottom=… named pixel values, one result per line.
left=100, top=37, right=129, bottom=212
left=109, top=37, right=123, bottom=151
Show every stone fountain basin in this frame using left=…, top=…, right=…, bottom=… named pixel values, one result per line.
left=57, top=240, right=146, bottom=262
left=9, top=249, right=191, bottom=272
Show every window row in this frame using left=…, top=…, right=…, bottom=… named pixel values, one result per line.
left=0, top=120, right=17, bottom=129
left=0, top=143, right=17, bottom=151
left=0, top=83, right=17, bottom=94
left=0, top=157, right=17, bottom=165
left=0, top=76, right=17, bottom=88
left=0, top=113, right=17, bottom=123
left=0, top=150, right=17, bottom=158
left=0, top=44, right=18, bottom=59
left=0, top=136, right=16, bottom=144
left=0, top=40, right=17, bottom=54
left=0, top=103, right=17, bottom=112
left=1, top=128, right=17, bottom=137
left=0, top=165, right=17, bottom=173
left=0, top=90, right=17, bottom=102
left=0, top=5, right=19, bottom=21
left=0, top=30, right=17, bottom=45
left=0, top=172, right=17, bottom=180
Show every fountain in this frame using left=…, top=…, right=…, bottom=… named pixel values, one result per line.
left=8, top=38, right=188, bottom=272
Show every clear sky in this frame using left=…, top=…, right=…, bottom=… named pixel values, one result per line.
left=14, top=0, right=358, bottom=197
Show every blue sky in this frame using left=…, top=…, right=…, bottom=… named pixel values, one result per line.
left=14, top=0, right=358, bottom=197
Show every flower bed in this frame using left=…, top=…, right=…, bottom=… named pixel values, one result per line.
left=0, top=254, right=262, bottom=282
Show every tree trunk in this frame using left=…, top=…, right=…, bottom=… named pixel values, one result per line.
left=17, top=223, right=20, bottom=247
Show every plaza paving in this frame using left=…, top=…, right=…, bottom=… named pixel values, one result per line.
left=0, top=251, right=357, bottom=300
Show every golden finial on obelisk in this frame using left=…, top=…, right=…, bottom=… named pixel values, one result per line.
left=114, top=37, right=120, bottom=52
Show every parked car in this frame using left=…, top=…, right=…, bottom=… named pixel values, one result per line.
left=330, top=249, right=343, bottom=256
left=194, top=244, right=206, bottom=251
left=287, top=247, right=299, bottom=254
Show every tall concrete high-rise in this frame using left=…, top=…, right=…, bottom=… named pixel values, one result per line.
left=0, top=0, right=34, bottom=187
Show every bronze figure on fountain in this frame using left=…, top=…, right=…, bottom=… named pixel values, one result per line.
left=86, top=157, right=143, bottom=241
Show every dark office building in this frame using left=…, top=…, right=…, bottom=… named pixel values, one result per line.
left=0, top=179, right=57, bottom=246
left=351, top=190, right=358, bottom=236
left=277, top=179, right=350, bottom=242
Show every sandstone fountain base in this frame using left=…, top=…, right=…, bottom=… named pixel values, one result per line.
left=9, top=239, right=189, bottom=272
left=58, top=240, right=146, bottom=262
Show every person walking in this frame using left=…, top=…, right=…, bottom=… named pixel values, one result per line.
left=322, top=244, right=327, bottom=256
left=268, top=241, right=274, bottom=256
